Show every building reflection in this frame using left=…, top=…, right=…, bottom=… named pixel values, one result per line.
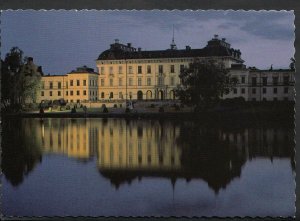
left=2, top=118, right=294, bottom=192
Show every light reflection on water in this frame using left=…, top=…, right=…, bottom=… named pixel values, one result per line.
left=2, top=118, right=295, bottom=217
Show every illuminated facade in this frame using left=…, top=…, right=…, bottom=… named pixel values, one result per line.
left=37, top=36, right=295, bottom=103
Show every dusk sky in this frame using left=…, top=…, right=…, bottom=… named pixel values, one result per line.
left=1, top=10, right=295, bottom=75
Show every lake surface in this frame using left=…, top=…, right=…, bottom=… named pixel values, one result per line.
left=2, top=117, right=295, bottom=217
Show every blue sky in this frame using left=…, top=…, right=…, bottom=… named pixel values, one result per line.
left=1, top=10, right=295, bottom=74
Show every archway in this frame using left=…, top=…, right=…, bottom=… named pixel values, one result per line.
left=158, top=90, right=164, bottom=100
left=146, top=90, right=152, bottom=100
left=137, top=91, right=143, bottom=100
left=169, top=90, right=175, bottom=100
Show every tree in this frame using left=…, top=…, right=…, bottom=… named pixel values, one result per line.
left=175, top=59, right=237, bottom=111
left=1, top=48, right=42, bottom=111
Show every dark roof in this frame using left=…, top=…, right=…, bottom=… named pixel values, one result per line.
left=68, top=65, right=99, bottom=75
left=97, top=38, right=244, bottom=62
left=249, top=68, right=294, bottom=72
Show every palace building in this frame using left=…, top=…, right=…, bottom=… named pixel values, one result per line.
left=36, top=35, right=295, bottom=104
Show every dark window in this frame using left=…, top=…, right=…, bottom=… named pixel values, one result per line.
left=273, top=87, right=277, bottom=94
left=241, top=88, right=245, bottom=94
left=180, top=64, right=185, bottom=72
left=58, top=91, right=61, bottom=96
left=49, top=82, right=53, bottom=89
left=83, top=80, right=86, bottom=86
left=262, top=98, right=267, bottom=101
left=241, top=76, right=245, bottom=84
left=252, top=77, right=257, bottom=86
left=101, top=92, right=104, bottom=98
left=77, top=90, right=80, bottom=95
left=284, top=97, right=289, bottom=101
left=159, top=65, right=163, bottom=74
left=70, top=80, right=73, bottom=86
left=262, top=77, right=267, bottom=86
left=263, top=88, right=267, bottom=94
left=252, top=98, right=256, bottom=101
left=284, top=87, right=289, bottom=94
left=58, top=82, right=61, bottom=89
left=83, top=90, right=86, bottom=95
left=147, top=65, right=151, bottom=74
left=138, top=66, right=142, bottom=74
left=273, top=77, right=278, bottom=86
left=49, top=91, right=52, bottom=96
left=110, top=92, right=113, bottom=99
left=252, top=88, right=256, bottom=94
left=273, top=97, right=278, bottom=101
left=77, top=80, right=80, bottom=86
left=41, top=91, right=44, bottom=96
left=66, top=91, right=68, bottom=96
left=170, top=65, right=175, bottom=73
left=70, top=91, right=73, bottom=96
left=233, top=88, right=237, bottom=94
left=284, top=76, right=289, bottom=85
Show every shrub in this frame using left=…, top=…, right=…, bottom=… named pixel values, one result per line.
left=150, top=104, right=155, bottom=108
left=66, top=105, right=71, bottom=110
left=159, top=107, right=164, bottom=113
left=180, top=103, right=185, bottom=108
left=174, top=104, right=180, bottom=111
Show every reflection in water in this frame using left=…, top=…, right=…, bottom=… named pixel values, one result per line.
left=2, top=118, right=294, bottom=193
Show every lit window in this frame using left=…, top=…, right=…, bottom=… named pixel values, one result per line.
left=100, top=67, right=104, bottom=75
left=110, top=79, right=113, bottom=86
left=170, top=77, right=175, bottom=86
left=147, top=78, right=151, bottom=86
left=138, top=78, right=142, bottom=86
left=118, top=66, right=122, bottom=74
left=119, top=78, right=122, bottom=86
left=129, top=78, right=133, bottom=86
left=101, top=79, right=104, bottom=86
left=109, top=67, right=113, bottom=74
left=129, top=66, right=133, bottom=74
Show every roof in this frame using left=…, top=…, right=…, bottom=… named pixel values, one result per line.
left=97, top=37, right=244, bottom=62
left=249, top=68, right=294, bottom=72
left=68, top=65, right=99, bottom=75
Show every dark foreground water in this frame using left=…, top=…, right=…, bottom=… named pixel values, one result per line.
left=2, top=118, right=295, bottom=217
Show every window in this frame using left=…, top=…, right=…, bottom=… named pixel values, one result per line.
left=77, top=90, right=80, bottom=95
left=119, top=78, right=122, bottom=86
left=252, top=98, right=256, bottom=101
left=70, top=80, right=73, bottom=86
left=147, top=65, right=151, bottom=74
left=83, top=80, right=86, bottom=86
left=284, top=76, right=289, bottom=85
left=100, top=67, right=104, bottom=75
left=138, top=78, right=142, bottom=86
left=118, top=66, right=122, bottom=74
left=158, top=77, right=164, bottom=86
left=284, top=97, right=289, bottom=101
left=58, top=82, right=61, bottom=89
left=101, top=92, right=104, bottom=98
left=41, top=91, right=44, bottom=96
left=233, top=88, right=237, bottom=94
left=273, top=87, right=277, bottom=94
left=273, top=77, right=278, bottom=86
left=262, top=77, right=267, bottom=86
left=83, top=90, right=86, bottom=95
left=49, top=81, right=53, bottom=89
left=58, top=91, right=61, bottom=96
left=119, top=92, right=123, bottom=99
left=129, top=78, right=133, bottom=86
left=110, top=79, right=113, bottom=86
left=101, top=79, right=104, bottom=86
left=180, top=64, right=185, bottom=72
left=129, top=66, right=133, bottom=74
left=241, top=76, right=245, bottom=84
left=108, top=67, right=113, bottom=75
left=66, top=91, right=68, bottom=96
left=241, top=88, right=245, bottom=94
left=263, top=88, right=267, bottom=94
left=41, top=82, right=45, bottom=89
left=170, top=65, right=175, bottom=73
left=284, top=87, right=289, bottom=94
left=262, top=98, right=267, bottom=101
left=70, top=91, right=73, bottom=96
left=159, top=65, right=163, bottom=74
left=129, top=92, right=132, bottom=99
left=147, top=78, right=151, bottom=86
left=273, top=97, right=278, bottom=101
left=50, top=91, right=52, bottom=96
left=138, top=66, right=142, bottom=74
left=90, top=80, right=92, bottom=86
left=252, top=77, right=257, bottom=86
left=252, top=88, right=256, bottom=94
left=77, top=80, right=80, bottom=86
left=109, top=92, right=113, bottom=99
left=170, top=77, right=175, bottom=86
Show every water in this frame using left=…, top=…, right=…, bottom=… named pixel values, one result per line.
left=2, top=118, right=295, bottom=217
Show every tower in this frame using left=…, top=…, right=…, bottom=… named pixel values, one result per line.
left=170, top=25, right=177, bottom=50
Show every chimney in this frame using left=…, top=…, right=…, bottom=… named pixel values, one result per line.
left=222, top=38, right=226, bottom=41
left=127, top=43, right=132, bottom=47
left=138, top=47, right=142, bottom=52
left=185, top=45, right=191, bottom=50
left=214, top=34, right=219, bottom=39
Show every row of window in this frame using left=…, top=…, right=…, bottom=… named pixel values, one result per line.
left=251, top=76, right=290, bottom=86
left=99, top=64, right=185, bottom=75
left=99, top=77, right=175, bottom=86
left=231, top=87, right=289, bottom=95
left=252, top=97, right=289, bottom=101
left=41, top=90, right=98, bottom=97
left=42, top=79, right=97, bottom=89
